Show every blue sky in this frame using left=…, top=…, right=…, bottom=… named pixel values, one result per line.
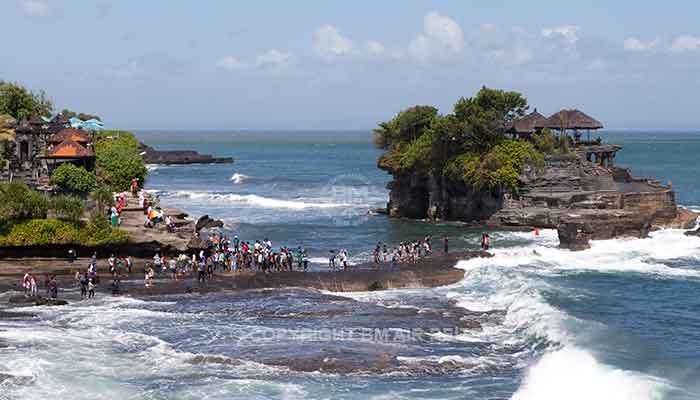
left=2, top=1, right=699, bottom=130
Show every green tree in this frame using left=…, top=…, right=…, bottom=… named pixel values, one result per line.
left=373, top=105, right=438, bottom=149
left=50, top=195, right=86, bottom=223
left=0, top=81, right=53, bottom=120
left=50, top=163, right=97, bottom=194
left=94, top=130, right=147, bottom=192
left=454, top=87, right=528, bottom=154
left=90, top=187, right=113, bottom=216
left=0, top=182, right=48, bottom=219
left=59, top=109, right=102, bottom=121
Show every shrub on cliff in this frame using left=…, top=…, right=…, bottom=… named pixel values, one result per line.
left=533, top=128, right=570, bottom=155
left=0, top=219, right=128, bottom=247
left=94, top=130, right=147, bottom=192
left=50, top=195, right=85, bottom=223
left=0, top=182, right=48, bottom=220
left=50, top=163, right=96, bottom=194
left=443, top=140, right=542, bottom=192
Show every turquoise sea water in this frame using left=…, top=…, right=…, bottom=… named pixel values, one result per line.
left=0, top=130, right=698, bottom=399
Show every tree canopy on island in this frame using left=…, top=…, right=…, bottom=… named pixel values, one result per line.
left=374, top=87, right=557, bottom=192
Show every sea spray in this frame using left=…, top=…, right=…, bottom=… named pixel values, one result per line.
left=511, top=347, right=667, bottom=400
left=230, top=173, right=248, bottom=184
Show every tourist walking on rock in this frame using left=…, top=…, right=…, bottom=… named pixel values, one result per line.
left=87, top=279, right=95, bottom=299
left=80, top=272, right=88, bottom=299
left=153, top=253, right=162, bottom=273
left=481, top=234, right=490, bottom=251
left=48, top=276, right=58, bottom=300
left=328, top=250, right=336, bottom=271
left=22, top=272, right=30, bottom=296
left=197, top=259, right=206, bottom=284
left=29, top=274, right=38, bottom=297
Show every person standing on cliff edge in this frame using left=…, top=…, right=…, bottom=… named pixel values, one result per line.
left=443, top=236, right=449, bottom=254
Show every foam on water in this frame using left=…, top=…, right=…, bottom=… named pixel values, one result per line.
left=450, top=228, right=695, bottom=399
left=511, top=347, right=667, bottom=400
left=165, top=190, right=353, bottom=209
left=230, top=173, right=248, bottom=184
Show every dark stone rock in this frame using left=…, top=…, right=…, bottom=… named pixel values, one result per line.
left=0, top=311, right=37, bottom=319
left=557, top=211, right=651, bottom=251
left=195, top=215, right=224, bottom=232
left=186, top=355, right=241, bottom=366
left=8, top=295, right=68, bottom=306
left=139, top=143, right=233, bottom=165
left=685, top=228, right=700, bottom=237
left=186, top=236, right=210, bottom=251
left=0, top=373, right=35, bottom=386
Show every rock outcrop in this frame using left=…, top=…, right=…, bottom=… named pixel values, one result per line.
left=139, top=143, right=233, bottom=165
left=381, top=146, right=696, bottom=250
left=8, top=295, right=68, bottom=306
left=195, top=215, right=225, bottom=232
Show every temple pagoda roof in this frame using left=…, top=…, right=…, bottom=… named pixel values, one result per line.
left=48, top=128, right=90, bottom=144
left=46, top=139, right=93, bottom=158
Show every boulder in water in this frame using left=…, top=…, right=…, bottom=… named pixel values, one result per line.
left=195, top=215, right=224, bottom=232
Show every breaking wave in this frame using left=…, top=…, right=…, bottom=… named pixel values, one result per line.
left=230, top=173, right=248, bottom=184
left=449, top=229, right=689, bottom=400
left=164, top=190, right=351, bottom=210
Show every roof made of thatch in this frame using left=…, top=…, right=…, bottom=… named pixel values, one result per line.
left=508, top=109, right=548, bottom=134
left=536, top=109, right=604, bottom=131
left=48, top=128, right=90, bottom=144
left=47, top=139, right=93, bottom=158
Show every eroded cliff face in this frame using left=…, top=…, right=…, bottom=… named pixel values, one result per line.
left=382, top=150, right=696, bottom=250
left=386, top=172, right=502, bottom=221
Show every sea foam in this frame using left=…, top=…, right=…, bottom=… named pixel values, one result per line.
left=166, top=191, right=350, bottom=210
left=230, top=173, right=248, bottom=184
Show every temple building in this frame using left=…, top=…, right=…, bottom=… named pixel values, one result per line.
left=507, top=108, right=547, bottom=140
left=0, top=114, right=95, bottom=188
left=535, top=108, right=604, bottom=144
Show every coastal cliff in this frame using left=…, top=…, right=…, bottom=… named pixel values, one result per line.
left=383, top=149, right=694, bottom=250
left=375, top=88, right=697, bottom=250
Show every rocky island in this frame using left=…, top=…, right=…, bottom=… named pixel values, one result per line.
left=374, top=88, right=697, bottom=250
left=139, top=142, right=233, bottom=165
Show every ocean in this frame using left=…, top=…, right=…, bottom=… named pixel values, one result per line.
left=1, top=130, right=699, bottom=399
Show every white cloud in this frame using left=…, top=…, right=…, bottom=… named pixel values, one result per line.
left=366, top=40, right=385, bottom=56
left=216, top=56, right=248, bottom=71
left=472, top=25, right=534, bottom=66
left=408, top=11, right=464, bottom=62
left=314, top=25, right=354, bottom=59
left=542, top=25, right=580, bottom=45
left=106, top=60, right=141, bottom=78
left=623, top=37, right=659, bottom=52
left=670, top=35, right=700, bottom=52
left=587, top=59, right=607, bottom=71
left=256, top=49, right=292, bottom=68
left=19, top=0, right=50, bottom=17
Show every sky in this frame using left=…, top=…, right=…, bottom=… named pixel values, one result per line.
left=2, top=0, right=699, bottom=130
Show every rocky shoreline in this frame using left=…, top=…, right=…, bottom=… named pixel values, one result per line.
left=382, top=148, right=699, bottom=250
left=0, top=251, right=490, bottom=307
